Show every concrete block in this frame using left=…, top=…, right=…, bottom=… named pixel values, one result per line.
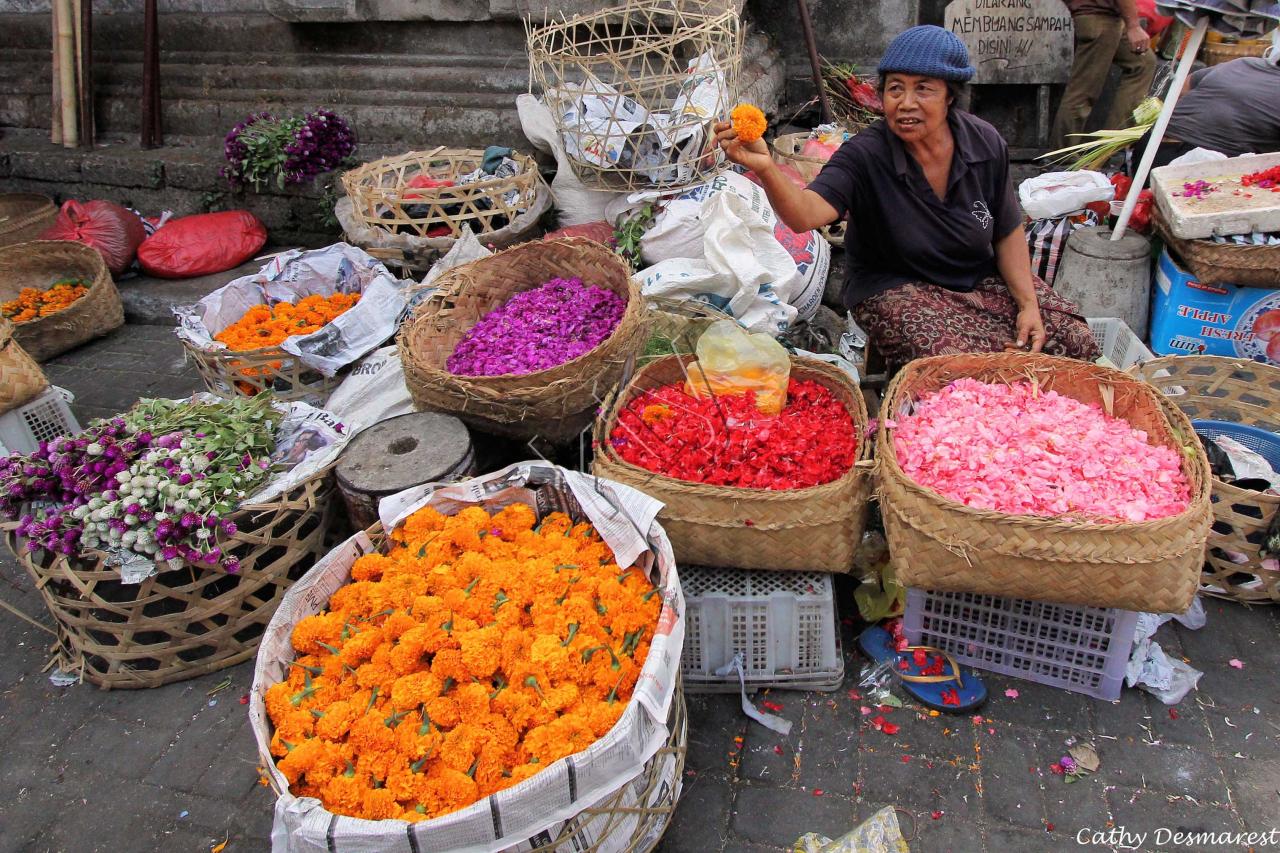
left=8, top=148, right=82, bottom=183
left=80, top=153, right=166, bottom=189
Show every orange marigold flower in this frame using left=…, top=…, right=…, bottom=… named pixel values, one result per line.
left=731, top=103, right=767, bottom=144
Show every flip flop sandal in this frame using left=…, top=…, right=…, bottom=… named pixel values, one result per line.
left=858, top=625, right=988, bottom=714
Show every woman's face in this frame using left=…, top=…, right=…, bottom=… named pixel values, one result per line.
left=882, top=73, right=951, bottom=143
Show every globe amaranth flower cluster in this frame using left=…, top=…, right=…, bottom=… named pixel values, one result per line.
left=446, top=277, right=626, bottom=377
left=222, top=109, right=355, bottom=190
left=1, top=396, right=281, bottom=574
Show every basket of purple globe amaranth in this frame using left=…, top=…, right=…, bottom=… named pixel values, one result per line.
left=0, top=394, right=346, bottom=690
left=398, top=237, right=646, bottom=444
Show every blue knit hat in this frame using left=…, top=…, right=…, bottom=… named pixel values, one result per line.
left=877, top=25, right=975, bottom=82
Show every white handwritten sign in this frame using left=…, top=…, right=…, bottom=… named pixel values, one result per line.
left=946, top=0, right=1075, bottom=85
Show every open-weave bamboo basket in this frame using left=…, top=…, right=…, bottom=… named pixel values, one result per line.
left=398, top=237, right=647, bottom=444
left=0, top=240, right=123, bottom=362
left=593, top=354, right=873, bottom=573
left=1133, top=355, right=1280, bottom=605
left=877, top=352, right=1213, bottom=613
left=771, top=131, right=847, bottom=247
left=341, top=147, right=546, bottom=240
left=0, top=193, right=57, bottom=248
left=0, top=316, right=48, bottom=415
left=527, top=0, right=742, bottom=192
left=1155, top=212, right=1280, bottom=288
left=1, top=473, right=337, bottom=689
left=185, top=341, right=344, bottom=404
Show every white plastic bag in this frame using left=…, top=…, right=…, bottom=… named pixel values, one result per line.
left=640, top=170, right=829, bottom=321
left=517, top=94, right=629, bottom=226
left=1018, top=171, right=1115, bottom=219
left=635, top=192, right=801, bottom=335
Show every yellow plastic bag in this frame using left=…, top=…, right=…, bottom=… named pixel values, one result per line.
left=686, top=319, right=790, bottom=415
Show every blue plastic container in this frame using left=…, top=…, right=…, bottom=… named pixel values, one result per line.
left=1193, top=419, right=1280, bottom=472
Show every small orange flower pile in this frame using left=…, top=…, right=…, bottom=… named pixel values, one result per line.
left=2, top=280, right=89, bottom=324
left=730, top=103, right=767, bottom=144
left=215, top=292, right=360, bottom=352
left=264, top=503, right=661, bottom=823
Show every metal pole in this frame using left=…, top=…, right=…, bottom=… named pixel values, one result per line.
left=795, top=0, right=832, bottom=124
left=79, top=0, right=93, bottom=148
left=141, top=0, right=160, bottom=149
left=1111, top=15, right=1208, bottom=240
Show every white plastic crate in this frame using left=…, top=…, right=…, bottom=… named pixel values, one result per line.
left=681, top=566, right=843, bottom=693
left=903, top=589, right=1138, bottom=701
left=1087, top=317, right=1155, bottom=371
left=0, top=386, right=79, bottom=456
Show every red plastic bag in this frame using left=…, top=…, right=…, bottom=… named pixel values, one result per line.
left=40, top=199, right=146, bottom=277
left=136, top=211, right=267, bottom=279
left=543, top=221, right=615, bottom=246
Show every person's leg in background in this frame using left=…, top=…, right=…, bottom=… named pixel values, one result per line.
left=1051, top=14, right=1124, bottom=149
left=1102, top=31, right=1157, bottom=129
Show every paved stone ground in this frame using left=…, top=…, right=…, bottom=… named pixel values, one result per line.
left=2, top=327, right=1279, bottom=852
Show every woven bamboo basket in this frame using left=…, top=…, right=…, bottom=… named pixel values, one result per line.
left=877, top=352, right=1213, bottom=613
left=1155, top=214, right=1280, bottom=288
left=185, top=341, right=345, bottom=404
left=0, top=193, right=57, bottom=248
left=0, top=316, right=48, bottom=415
left=0, top=240, right=123, bottom=362
left=398, top=237, right=647, bottom=444
left=527, top=0, right=743, bottom=192
left=1202, top=39, right=1270, bottom=66
left=771, top=131, right=846, bottom=247
left=341, top=147, right=546, bottom=240
left=1, top=473, right=337, bottom=689
left=592, top=354, right=873, bottom=573
left=1133, top=355, right=1280, bottom=604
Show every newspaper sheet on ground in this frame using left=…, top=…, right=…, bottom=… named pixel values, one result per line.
left=173, top=243, right=411, bottom=378
left=250, top=463, right=684, bottom=853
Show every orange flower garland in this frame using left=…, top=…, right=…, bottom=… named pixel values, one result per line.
left=264, top=503, right=662, bottom=823
left=1, top=280, right=90, bottom=324
left=214, top=292, right=360, bottom=352
left=730, top=103, right=767, bottom=144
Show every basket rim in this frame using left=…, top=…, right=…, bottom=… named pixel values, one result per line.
left=593, top=353, right=872, bottom=500
left=525, top=2, right=737, bottom=48
left=341, top=148, right=538, bottom=197
left=877, top=352, right=1213, bottom=532
left=402, top=236, right=641, bottom=383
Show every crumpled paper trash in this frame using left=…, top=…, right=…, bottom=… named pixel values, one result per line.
left=792, top=807, right=910, bottom=853
left=1126, top=598, right=1206, bottom=705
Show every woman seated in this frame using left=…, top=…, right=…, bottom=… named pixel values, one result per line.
left=715, top=25, right=1100, bottom=370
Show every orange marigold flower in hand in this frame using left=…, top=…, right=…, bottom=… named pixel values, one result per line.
left=731, top=103, right=767, bottom=144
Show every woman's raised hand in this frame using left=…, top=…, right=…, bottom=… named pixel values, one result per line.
left=713, top=120, right=774, bottom=175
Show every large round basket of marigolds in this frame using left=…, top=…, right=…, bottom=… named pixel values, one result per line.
left=174, top=244, right=409, bottom=404
left=251, top=462, right=686, bottom=853
left=0, top=240, right=123, bottom=362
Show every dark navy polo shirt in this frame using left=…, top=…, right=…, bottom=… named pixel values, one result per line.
left=807, top=109, right=1023, bottom=308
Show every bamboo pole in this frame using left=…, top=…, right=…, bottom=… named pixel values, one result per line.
left=54, top=0, right=77, bottom=148
left=50, top=4, right=62, bottom=144
left=1110, top=15, right=1209, bottom=240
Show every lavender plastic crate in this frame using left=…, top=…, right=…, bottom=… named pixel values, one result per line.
left=903, top=589, right=1138, bottom=701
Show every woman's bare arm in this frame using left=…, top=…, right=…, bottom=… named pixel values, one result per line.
left=712, top=121, right=841, bottom=233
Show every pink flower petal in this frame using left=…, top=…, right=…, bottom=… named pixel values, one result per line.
left=1005, top=689, right=1020, bottom=699
left=1229, top=658, right=1244, bottom=669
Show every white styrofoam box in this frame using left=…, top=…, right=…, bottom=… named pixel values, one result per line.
left=0, top=386, right=79, bottom=456
left=681, top=566, right=843, bottom=693
left=1150, top=151, right=1280, bottom=240
left=1087, top=317, right=1156, bottom=371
